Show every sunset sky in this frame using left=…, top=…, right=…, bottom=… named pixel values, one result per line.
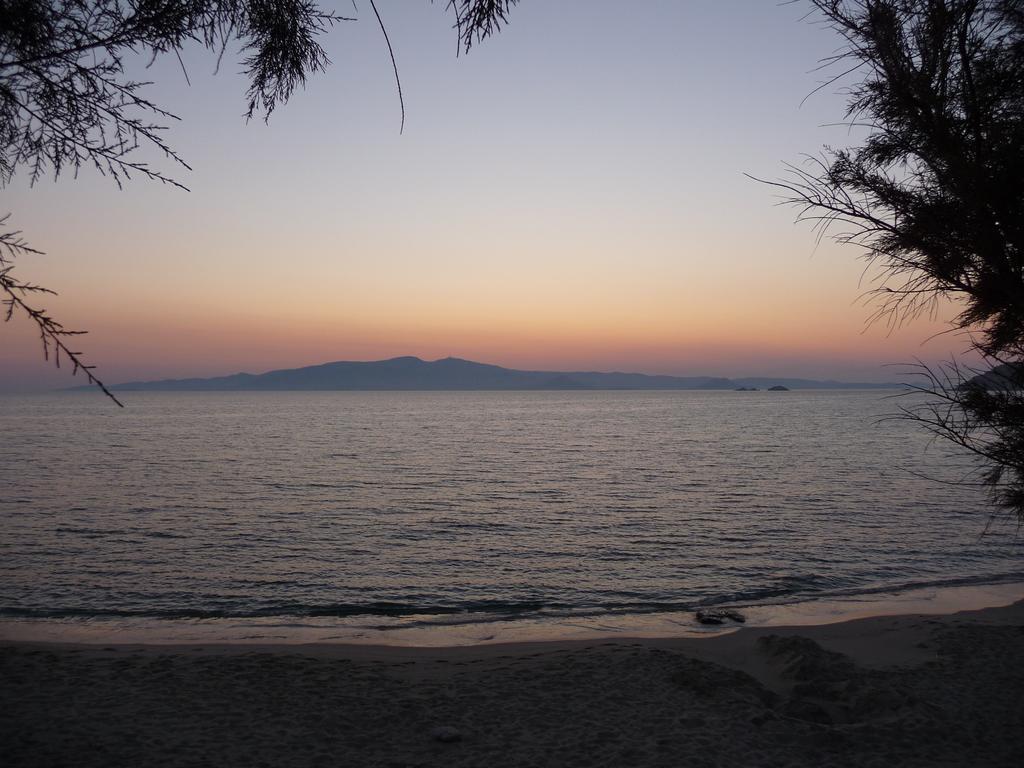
left=1, top=0, right=973, bottom=391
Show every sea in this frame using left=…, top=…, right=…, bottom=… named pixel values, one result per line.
left=1, top=390, right=1021, bottom=645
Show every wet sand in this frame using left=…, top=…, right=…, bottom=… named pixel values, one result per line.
left=3, top=600, right=1023, bottom=767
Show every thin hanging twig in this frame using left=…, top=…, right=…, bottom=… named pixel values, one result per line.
left=369, top=0, right=405, bottom=134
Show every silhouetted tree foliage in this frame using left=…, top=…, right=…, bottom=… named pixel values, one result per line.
left=0, top=0, right=354, bottom=188
left=0, top=214, right=124, bottom=403
left=0, top=0, right=518, bottom=402
left=449, top=0, right=517, bottom=52
left=767, top=0, right=1023, bottom=516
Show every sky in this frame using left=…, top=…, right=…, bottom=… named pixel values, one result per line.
left=1, top=0, right=976, bottom=391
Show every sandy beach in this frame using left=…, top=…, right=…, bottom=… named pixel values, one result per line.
left=3, top=599, right=1023, bottom=767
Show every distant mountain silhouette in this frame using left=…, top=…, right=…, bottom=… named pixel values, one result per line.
left=77, top=356, right=903, bottom=392
left=964, top=362, right=1022, bottom=391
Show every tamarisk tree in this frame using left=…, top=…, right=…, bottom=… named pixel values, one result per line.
left=769, top=0, right=1023, bottom=516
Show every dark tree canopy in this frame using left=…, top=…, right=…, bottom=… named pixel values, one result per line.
left=0, top=0, right=352, bottom=188
left=772, top=0, right=1024, bottom=516
left=0, top=0, right=518, bottom=400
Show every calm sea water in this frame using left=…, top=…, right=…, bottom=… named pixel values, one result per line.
left=1, top=390, right=1021, bottom=638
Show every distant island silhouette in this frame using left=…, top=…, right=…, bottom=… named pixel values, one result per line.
left=74, top=356, right=903, bottom=392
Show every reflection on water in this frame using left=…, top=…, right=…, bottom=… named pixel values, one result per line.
left=0, top=390, right=1020, bottom=641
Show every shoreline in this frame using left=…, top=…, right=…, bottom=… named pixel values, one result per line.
left=3, top=597, right=1023, bottom=766
left=8, top=592, right=1023, bottom=675
left=2, top=578, right=1022, bottom=648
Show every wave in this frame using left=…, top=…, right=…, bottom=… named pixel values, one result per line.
left=4, top=570, right=1023, bottom=626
